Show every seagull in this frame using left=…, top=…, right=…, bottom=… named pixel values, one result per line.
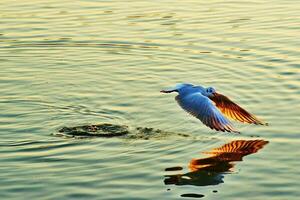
left=161, top=83, right=267, bottom=133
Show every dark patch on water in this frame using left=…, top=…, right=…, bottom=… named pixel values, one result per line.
left=126, top=127, right=191, bottom=140
left=177, top=133, right=190, bottom=137
left=181, top=193, right=205, bottom=198
left=58, top=123, right=129, bottom=137
left=250, top=135, right=261, bottom=137
left=279, top=70, right=297, bottom=76
left=136, top=127, right=162, bottom=134
left=165, top=166, right=183, bottom=171
left=56, top=123, right=192, bottom=140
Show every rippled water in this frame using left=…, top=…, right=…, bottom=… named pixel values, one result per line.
left=1, top=0, right=299, bottom=199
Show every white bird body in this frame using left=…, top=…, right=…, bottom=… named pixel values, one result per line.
left=161, top=83, right=266, bottom=133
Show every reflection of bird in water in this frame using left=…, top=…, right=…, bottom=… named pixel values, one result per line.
left=164, top=139, right=268, bottom=186
left=161, top=83, right=267, bottom=133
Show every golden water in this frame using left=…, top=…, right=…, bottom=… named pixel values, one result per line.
left=1, top=0, right=299, bottom=199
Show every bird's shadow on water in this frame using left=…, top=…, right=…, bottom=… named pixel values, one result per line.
left=164, top=139, right=269, bottom=198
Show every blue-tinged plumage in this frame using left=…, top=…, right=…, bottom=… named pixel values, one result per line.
left=160, top=83, right=258, bottom=133
left=175, top=90, right=238, bottom=133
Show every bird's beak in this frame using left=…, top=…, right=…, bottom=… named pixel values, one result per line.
left=160, top=87, right=177, bottom=93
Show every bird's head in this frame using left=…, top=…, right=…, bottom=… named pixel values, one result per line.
left=160, top=83, right=194, bottom=94
left=205, top=87, right=217, bottom=97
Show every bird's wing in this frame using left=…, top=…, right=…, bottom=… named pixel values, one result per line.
left=209, top=92, right=266, bottom=125
left=176, top=93, right=239, bottom=133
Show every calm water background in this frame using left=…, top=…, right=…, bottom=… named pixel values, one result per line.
left=1, top=0, right=299, bottom=199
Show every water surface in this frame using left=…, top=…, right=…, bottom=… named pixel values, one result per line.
left=1, top=0, right=299, bottom=199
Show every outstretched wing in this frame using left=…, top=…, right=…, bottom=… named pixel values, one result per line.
left=176, top=93, right=239, bottom=133
left=209, top=93, right=267, bottom=125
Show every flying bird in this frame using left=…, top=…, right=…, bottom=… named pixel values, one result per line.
left=161, top=83, right=267, bottom=133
